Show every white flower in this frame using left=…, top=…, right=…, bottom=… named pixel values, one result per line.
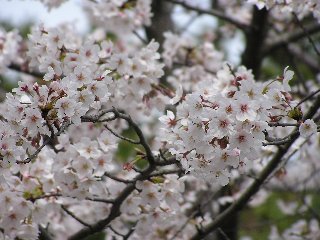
left=55, top=97, right=77, bottom=119
left=72, top=156, right=93, bottom=178
left=22, top=108, right=44, bottom=136
left=97, top=130, right=118, bottom=152
left=299, top=119, right=317, bottom=138
left=234, top=98, right=258, bottom=121
left=159, top=110, right=177, bottom=128
left=282, top=66, right=294, bottom=92
left=170, top=84, right=183, bottom=105
left=75, top=137, right=102, bottom=159
left=43, top=66, right=55, bottom=81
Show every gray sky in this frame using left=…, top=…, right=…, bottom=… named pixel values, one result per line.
left=0, top=0, right=89, bottom=33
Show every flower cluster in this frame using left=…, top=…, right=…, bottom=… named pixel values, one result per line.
left=159, top=65, right=311, bottom=185
left=84, top=0, right=153, bottom=33
left=111, top=175, right=194, bottom=239
left=248, top=0, right=320, bottom=22
left=0, top=28, right=22, bottom=73
left=0, top=22, right=165, bottom=238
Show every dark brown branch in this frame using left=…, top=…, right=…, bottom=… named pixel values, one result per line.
left=241, top=6, right=269, bottom=78
left=268, top=122, right=299, bottom=127
left=61, top=205, right=92, bottom=228
left=190, top=95, right=320, bottom=240
left=104, top=172, right=135, bottom=184
left=149, top=168, right=183, bottom=177
left=67, top=167, right=155, bottom=240
left=293, top=13, right=320, bottom=57
left=287, top=44, right=320, bottom=73
left=104, top=124, right=140, bottom=144
left=145, top=0, right=175, bottom=49
left=16, top=121, right=70, bottom=164
left=8, top=63, right=43, bottom=78
left=81, top=109, right=116, bottom=123
left=67, top=108, right=158, bottom=240
left=155, top=157, right=180, bottom=166
left=263, top=22, right=320, bottom=56
left=163, top=0, right=250, bottom=31
left=110, top=108, right=156, bottom=166
left=296, top=89, right=320, bottom=107
left=39, top=225, right=54, bottom=240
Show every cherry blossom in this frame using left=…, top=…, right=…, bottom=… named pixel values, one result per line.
left=0, top=1, right=319, bottom=239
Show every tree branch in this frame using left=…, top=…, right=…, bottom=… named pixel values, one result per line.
left=241, top=6, right=269, bottom=78
left=104, top=172, right=135, bottom=184
left=287, top=44, right=320, bottom=73
left=61, top=205, right=92, bottom=228
left=110, top=108, right=156, bottom=166
left=16, top=121, right=70, bottom=164
left=8, top=63, right=43, bottom=78
left=104, top=124, right=140, bottom=145
left=67, top=166, right=156, bottom=240
left=163, top=0, right=250, bottom=31
left=263, top=22, right=320, bottom=56
left=67, top=107, right=159, bottom=240
left=39, top=225, right=54, bottom=240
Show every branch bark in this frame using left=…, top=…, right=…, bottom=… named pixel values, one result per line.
left=241, top=6, right=269, bottom=78
left=263, top=23, right=320, bottom=56
left=145, top=0, right=175, bottom=50
left=163, top=0, right=250, bottom=32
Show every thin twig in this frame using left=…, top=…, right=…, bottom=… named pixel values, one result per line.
left=163, top=0, right=250, bottom=31
left=292, top=13, right=320, bottom=57
left=104, top=172, right=135, bottom=184
left=61, top=205, right=92, bottom=228
left=149, top=168, right=183, bottom=177
left=263, top=22, right=320, bottom=55
left=296, top=89, right=320, bottom=108
left=268, top=122, right=299, bottom=127
left=85, top=197, right=115, bottom=204
left=81, top=109, right=116, bottom=122
left=217, top=228, right=231, bottom=240
left=8, top=63, right=43, bottom=78
left=16, top=121, right=70, bottom=164
left=104, top=124, right=140, bottom=144
left=111, top=108, right=156, bottom=166
left=133, top=30, right=148, bottom=44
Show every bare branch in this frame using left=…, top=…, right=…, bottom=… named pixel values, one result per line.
left=110, top=108, right=156, bottom=166
left=287, top=44, right=320, bottom=73
left=39, top=225, right=54, bottom=240
left=104, top=172, right=135, bottom=184
left=268, top=122, right=299, bottom=127
left=8, top=63, right=43, bottom=78
left=296, top=89, right=320, bottom=107
left=293, top=13, right=320, bottom=57
left=104, top=124, right=140, bottom=144
left=149, top=168, right=183, bottom=177
left=61, top=205, right=92, bottom=228
left=241, top=6, right=269, bottom=77
left=163, top=0, right=250, bottom=31
left=81, top=109, right=116, bottom=123
left=263, top=22, right=320, bottom=55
